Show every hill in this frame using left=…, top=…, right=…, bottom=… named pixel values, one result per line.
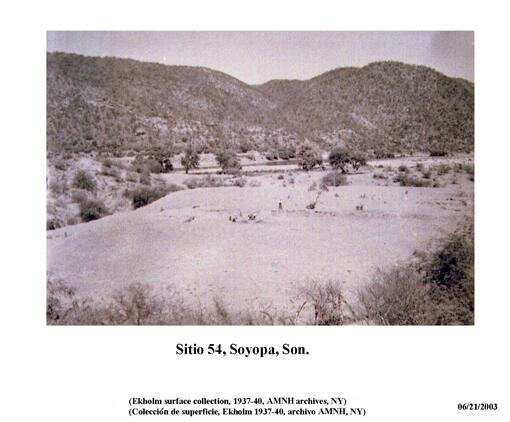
left=47, top=52, right=474, bottom=156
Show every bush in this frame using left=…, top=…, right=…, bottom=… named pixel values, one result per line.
left=398, top=165, right=409, bottom=172
left=49, top=180, right=66, bottom=195
left=265, top=151, right=278, bottom=161
left=184, top=175, right=227, bottom=189
left=47, top=279, right=275, bottom=325
left=393, top=174, right=431, bottom=187
left=354, top=265, right=434, bottom=325
left=215, top=151, right=242, bottom=173
left=352, top=221, right=474, bottom=325
left=373, top=173, right=387, bottom=179
left=422, top=169, right=432, bottom=179
left=298, top=143, right=323, bottom=171
left=127, top=187, right=170, bottom=209
left=55, top=159, right=67, bottom=171
left=71, top=190, right=88, bottom=204
left=166, top=183, right=185, bottom=193
left=299, top=281, right=346, bottom=325
left=429, top=149, right=448, bottom=157
left=139, top=170, right=151, bottom=185
left=462, top=163, right=474, bottom=176
left=145, top=158, right=163, bottom=173
left=425, top=222, right=474, bottom=324
left=180, top=146, right=200, bottom=174
left=47, top=218, right=62, bottom=231
left=232, top=177, right=247, bottom=187
left=79, top=199, right=108, bottom=222
left=374, top=150, right=395, bottom=159
left=321, top=171, right=348, bottom=187
left=350, top=152, right=367, bottom=171
left=328, top=147, right=350, bottom=172
left=72, top=170, right=96, bottom=192
left=100, top=164, right=120, bottom=178
left=436, top=163, right=451, bottom=175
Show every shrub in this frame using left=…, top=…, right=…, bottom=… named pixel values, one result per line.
left=128, top=187, right=170, bottom=209
left=232, top=177, right=247, bottom=187
left=152, top=150, right=174, bottom=173
left=180, top=146, right=200, bottom=174
left=462, top=164, right=474, bottom=181
left=49, top=180, right=65, bottom=195
left=55, top=159, right=67, bottom=171
left=145, top=158, right=163, bottom=173
left=429, top=148, right=448, bottom=157
left=215, top=150, right=242, bottom=173
left=373, top=173, right=387, bottom=179
left=298, top=143, right=323, bottom=171
left=223, top=167, right=242, bottom=176
left=102, top=158, right=114, bottom=168
left=166, top=183, right=185, bottom=193
left=125, top=172, right=138, bottom=183
left=393, top=174, right=431, bottom=187
left=398, top=165, right=408, bottom=172
left=462, top=163, right=474, bottom=176
left=184, top=175, right=227, bottom=189
left=100, top=164, right=120, bottom=178
left=139, top=170, right=151, bottom=185
left=354, top=265, right=434, bottom=325
left=436, top=163, right=451, bottom=175
left=79, top=199, right=108, bottom=222
left=425, top=222, right=474, bottom=324
left=71, top=190, right=88, bottom=204
left=72, top=170, right=96, bottom=192
left=299, top=281, right=346, bottom=325
left=350, top=152, right=367, bottom=171
left=238, top=139, right=253, bottom=153
left=321, top=171, right=348, bottom=187
left=46, top=280, right=275, bottom=325
left=47, top=218, right=61, bottom=230
left=352, top=221, right=474, bottom=325
left=328, top=147, right=350, bottom=172
left=374, top=150, right=395, bottom=159
left=265, top=151, right=278, bottom=161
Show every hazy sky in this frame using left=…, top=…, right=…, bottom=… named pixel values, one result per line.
left=47, top=31, right=474, bottom=84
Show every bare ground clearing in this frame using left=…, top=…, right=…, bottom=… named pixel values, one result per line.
left=47, top=157, right=473, bottom=318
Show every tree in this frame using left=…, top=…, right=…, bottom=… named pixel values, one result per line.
left=151, top=147, right=174, bottom=173
left=350, top=152, right=367, bottom=171
left=180, top=146, right=200, bottom=174
left=328, top=147, right=350, bottom=173
left=297, top=142, right=323, bottom=171
left=215, top=150, right=242, bottom=173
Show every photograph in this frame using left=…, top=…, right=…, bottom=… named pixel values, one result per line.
left=4, top=2, right=510, bottom=420
left=46, top=31, right=474, bottom=326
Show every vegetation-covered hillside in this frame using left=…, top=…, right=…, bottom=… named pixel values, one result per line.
left=47, top=52, right=474, bottom=157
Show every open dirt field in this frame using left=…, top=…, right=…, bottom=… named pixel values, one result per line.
left=47, top=155, right=474, bottom=320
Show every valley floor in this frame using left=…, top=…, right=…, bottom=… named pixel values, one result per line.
left=47, top=155, right=474, bottom=323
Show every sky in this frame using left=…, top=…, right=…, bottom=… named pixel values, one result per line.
left=47, top=31, right=474, bottom=85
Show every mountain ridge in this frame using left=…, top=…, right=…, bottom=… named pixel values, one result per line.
left=47, top=52, right=474, bottom=156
